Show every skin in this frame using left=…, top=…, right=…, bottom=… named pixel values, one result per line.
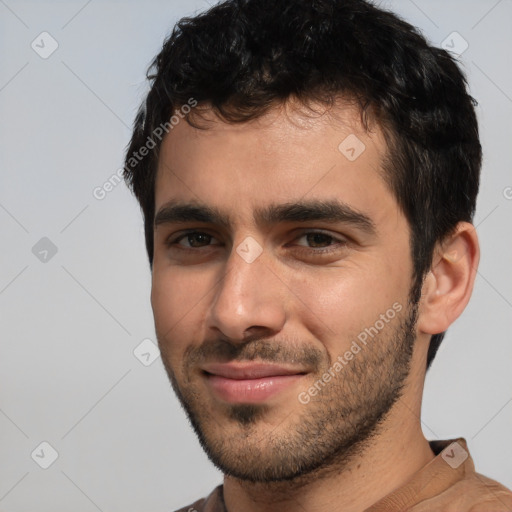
left=151, top=97, right=479, bottom=512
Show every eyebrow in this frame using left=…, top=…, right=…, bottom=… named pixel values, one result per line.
left=154, top=199, right=377, bottom=236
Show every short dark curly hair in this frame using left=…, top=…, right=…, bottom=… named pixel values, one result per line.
left=123, top=0, right=481, bottom=371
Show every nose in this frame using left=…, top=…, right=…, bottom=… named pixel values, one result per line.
left=207, top=240, right=287, bottom=343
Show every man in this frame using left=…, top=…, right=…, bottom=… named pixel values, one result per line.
left=123, top=0, right=512, bottom=510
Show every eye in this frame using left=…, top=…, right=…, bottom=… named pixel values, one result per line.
left=292, top=231, right=348, bottom=253
left=167, top=231, right=220, bottom=249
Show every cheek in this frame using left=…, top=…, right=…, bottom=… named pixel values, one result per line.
left=151, top=267, right=213, bottom=357
left=283, top=259, right=406, bottom=355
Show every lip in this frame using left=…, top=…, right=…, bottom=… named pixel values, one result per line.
left=201, top=363, right=307, bottom=403
left=202, top=362, right=305, bottom=379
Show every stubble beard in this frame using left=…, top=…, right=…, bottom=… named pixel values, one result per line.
left=159, top=299, right=419, bottom=485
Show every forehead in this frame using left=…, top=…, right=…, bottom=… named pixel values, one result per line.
left=154, top=98, right=395, bottom=228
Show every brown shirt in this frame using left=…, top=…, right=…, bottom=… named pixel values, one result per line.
left=174, top=438, right=512, bottom=512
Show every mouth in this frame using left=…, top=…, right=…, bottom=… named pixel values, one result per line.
left=201, top=362, right=308, bottom=404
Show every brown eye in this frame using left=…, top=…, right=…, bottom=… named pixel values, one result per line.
left=294, top=231, right=347, bottom=250
left=182, top=233, right=212, bottom=248
left=303, top=232, right=335, bottom=248
left=167, top=231, right=219, bottom=249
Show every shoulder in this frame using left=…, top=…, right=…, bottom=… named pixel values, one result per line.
left=461, top=473, right=512, bottom=511
left=410, top=472, right=512, bottom=511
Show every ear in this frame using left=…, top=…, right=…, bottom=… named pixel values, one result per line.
left=416, top=222, right=480, bottom=335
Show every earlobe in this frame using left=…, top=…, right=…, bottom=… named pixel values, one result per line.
left=416, top=222, right=480, bottom=335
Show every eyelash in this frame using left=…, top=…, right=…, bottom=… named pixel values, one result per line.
left=165, top=230, right=348, bottom=255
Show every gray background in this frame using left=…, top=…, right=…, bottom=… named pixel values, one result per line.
left=0, top=0, right=511, bottom=511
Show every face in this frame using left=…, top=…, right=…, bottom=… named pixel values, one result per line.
left=151, top=99, right=419, bottom=483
